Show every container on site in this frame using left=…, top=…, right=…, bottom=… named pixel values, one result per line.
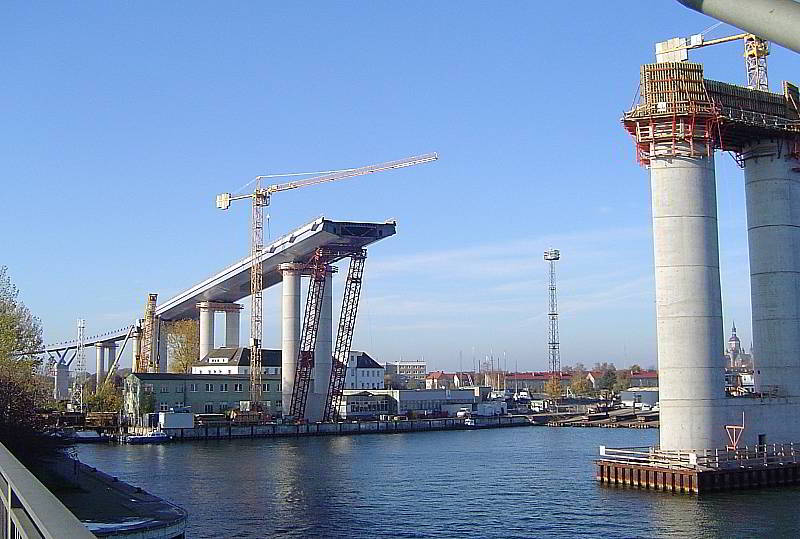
left=476, top=402, right=506, bottom=417
left=159, top=412, right=194, bottom=430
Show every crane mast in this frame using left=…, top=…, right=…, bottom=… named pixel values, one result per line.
left=249, top=179, right=267, bottom=410
left=656, top=32, right=769, bottom=91
left=135, top=294, right=158, bottom=373
left=323, top=249, right=367, bottom=422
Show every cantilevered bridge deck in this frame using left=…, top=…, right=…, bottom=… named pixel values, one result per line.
left=155, top=217, right=396, bottom=321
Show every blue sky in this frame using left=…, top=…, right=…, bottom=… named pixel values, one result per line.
left=3, top=1, right=799, bottom=372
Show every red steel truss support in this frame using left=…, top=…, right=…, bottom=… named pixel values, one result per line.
left=288, top=249, right=328, bottom=420
left=323, top=249, right=367, bottom=422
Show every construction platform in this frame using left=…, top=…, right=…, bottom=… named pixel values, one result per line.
left=596, top=444, right=800, bottom=494
left=622, top=61, right=799, bottom=166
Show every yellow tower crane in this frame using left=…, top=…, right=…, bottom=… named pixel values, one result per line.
left=656, top=32, right=770, bottom=91
left=216, top=153, right=438, bottom=412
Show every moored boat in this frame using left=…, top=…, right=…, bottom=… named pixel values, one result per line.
left=126, top=430, right=171, bottom=444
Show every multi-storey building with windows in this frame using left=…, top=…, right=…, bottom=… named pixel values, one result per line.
left=344, top=351, right=385, bottom=390
left=123, top=372, right=283, bottom=425
left=383, top=359, right=426, bottom=381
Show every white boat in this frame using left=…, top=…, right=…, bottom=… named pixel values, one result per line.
left=126, top=430, right=171, bottom=444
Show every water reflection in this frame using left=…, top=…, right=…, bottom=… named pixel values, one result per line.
left=78, top=428, right=800, bottom=538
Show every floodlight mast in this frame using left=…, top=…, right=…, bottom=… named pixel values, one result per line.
left=216, top=153, right=438, bottom=412
left=544, top=249, right=561, bottom=381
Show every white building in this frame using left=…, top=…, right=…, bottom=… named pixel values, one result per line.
left=383, top=359, right=426, bottom=381
left=345, top=351, right=385, bottom=390
left=191, top=347, right=281, bottom=377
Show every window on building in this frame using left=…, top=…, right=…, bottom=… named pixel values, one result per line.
left=160, top=403, right=169, bottom=411
left=205, top=383, right=214, bottom=392
left=276, top=400, right=282, bottom=409
left=265, top=383, right=270, bottom=392
left=234, top=383, right=243, bottom=392
left=204, top=403, right=214, bottom=413
left=220, top=383, right=228, bottom=392
left=160, top=385, right=169, bottom=393
left=350, top=383, right=354, bottom=389
left=143, top=384, right=154, bottom=394
left=190, top=383, right=198, bottom=392
left=219, top=402, right=229, bottom=411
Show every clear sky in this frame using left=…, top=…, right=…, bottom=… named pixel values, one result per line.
left=3, top=2, right=799, bottom=372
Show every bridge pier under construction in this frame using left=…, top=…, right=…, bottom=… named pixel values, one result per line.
left=610, top=40, right=800, bottom=477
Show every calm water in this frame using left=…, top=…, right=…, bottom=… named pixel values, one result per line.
left=78, top=427, right=800, bottom=538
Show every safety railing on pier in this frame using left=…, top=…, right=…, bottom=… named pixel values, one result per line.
left=600, top=443, right=800, bottom=471
left=0, top=442, right=93, bottom=539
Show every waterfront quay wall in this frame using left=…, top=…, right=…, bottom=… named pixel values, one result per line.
left=597, top=457, right=800, bottom=495
left=129, top=415, right=531, bottom=441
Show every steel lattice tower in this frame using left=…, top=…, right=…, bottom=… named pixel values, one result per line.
left=544, top=249, right=561, bottom=377
left=71, top=319, right=86, bottom=412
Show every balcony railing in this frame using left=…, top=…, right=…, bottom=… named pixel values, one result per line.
left=0, top=442, right=93, bottom=539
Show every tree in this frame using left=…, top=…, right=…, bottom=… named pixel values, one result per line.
left=139, top=391, right=155, bottom=416
left=629, top=364, right=642, bottom=373
left=613, top=371, right=631, bottom=393
left=0, top=267, right=66, bottom=462
left=168, top=319, right=200, bottom=373
left=570, top=367, right=590, bottom=396
left=544, top=377, right=562, bottom=400
left=86, top=383, right=123, bottom=412
left=597, top=368, right=618, bottom=391
left=0, top=266, right=43, bottom=361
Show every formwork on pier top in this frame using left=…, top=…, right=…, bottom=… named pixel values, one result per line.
left=622, top=61, right=800, bottom=165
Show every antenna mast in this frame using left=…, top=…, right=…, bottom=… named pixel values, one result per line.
left=544, top=249, right=561, bottom=378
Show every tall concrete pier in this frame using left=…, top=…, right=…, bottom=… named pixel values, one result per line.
left=651, top=155, right=726, bottom=450
left=280, top=264, right=302, bottom=414
left=624, top=58, right=800, bottom=451
left=744, top=140, right=800, bottom=395
left=95, top=345, right=105, bottom=386
left=199, top=305, right=214, bottom=360
left=197, top=301, right=243, bottom=360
